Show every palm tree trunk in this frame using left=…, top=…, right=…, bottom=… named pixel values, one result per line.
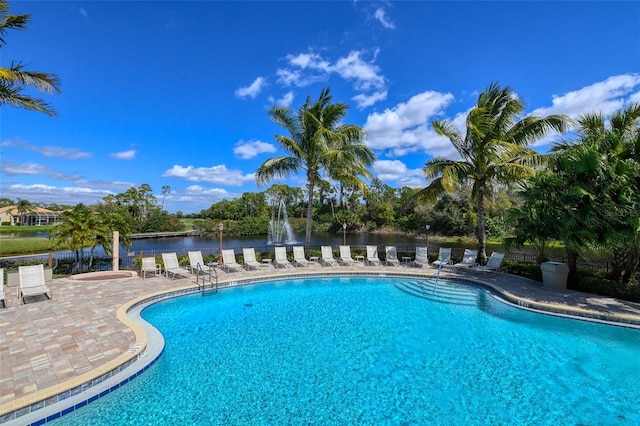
left=476, top=184, right=487, bottom=264
left=566, top=248, right=578, bottom=274
left=304, top=179, right=315, bottom=253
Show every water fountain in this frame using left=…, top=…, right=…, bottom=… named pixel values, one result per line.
left=267, top=200, right=297, bottom=245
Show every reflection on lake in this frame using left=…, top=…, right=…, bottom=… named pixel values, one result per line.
left=126, top=232, right=534, bottom=257
left=128, top=232, right=421, bottom=254
left=1, top=230, right=555, bottom=259
left=0, top=232, right=49, bottom=239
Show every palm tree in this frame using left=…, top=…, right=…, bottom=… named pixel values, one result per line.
left=15, top=198, right=35, bottom=225
left=49, top=204, right=108, bottom=272
left=421, top=83, right=570, bottom=264
left=0, top=0, right=61, bottom=116
left=256, top=87, right=375, bottom=251
left=550, top=103, right=640, bottom=279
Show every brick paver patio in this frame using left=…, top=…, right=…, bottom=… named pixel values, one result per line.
left=1, top=262, right=640, bottom=422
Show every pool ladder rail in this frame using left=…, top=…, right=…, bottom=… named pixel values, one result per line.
left=194, top=262, right=218, bottom=295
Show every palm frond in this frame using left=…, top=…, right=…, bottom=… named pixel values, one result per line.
left=0, top=65, right=61, bottom=93
left=0, top=0, right=30, bottom=47
left=255, top=156, right=301, bottom=185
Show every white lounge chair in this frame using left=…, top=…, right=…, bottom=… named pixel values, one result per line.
left=320, top=246, right=339, bottom=267
left=18, top=264, right=52, bottom=304
left=339, top=245, right=357, bottom=266
left=453, top=249, right=478, bottom=268
left=413, top=247, right=429, bottom=268
left=293, top=246, right=309, bottom=267
left=162, top=253, right=190, bottom=279
left=431, top=247, right=452, bottom=269
left=242, top=248, right=262, bottom=270
left=0, top=268, right=5, bottom=308
left=141, top=256, right=161, bottom=279
left=476, top=252, right=505, bottom=272
left=188, top=251, right=214, bottom=275
left=385, top=246, right=400, bottom=267
left=274, top=246, right=293, bottom=268
left=221, top=249, right=244, bottom=273
left=366, top=245, right=381, bottom=266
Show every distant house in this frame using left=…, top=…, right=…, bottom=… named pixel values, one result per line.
left=0, top=205, right=63, bottom=226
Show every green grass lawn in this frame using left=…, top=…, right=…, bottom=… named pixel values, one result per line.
left=0, top=225, right=54, bottom=234
left=0, top=226, right=55, bottom=255
left=179, top=218, right=198, bottom=229
left=0, top=237, right=54, bottom=256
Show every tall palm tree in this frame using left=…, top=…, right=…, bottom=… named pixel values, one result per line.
left=0, top=0, right=61, bottom=116
left=421, top=83, right=570, bottom=264
left=256, top=87, right=375, bottom=251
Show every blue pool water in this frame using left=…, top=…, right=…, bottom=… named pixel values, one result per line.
left=51, top=277, right=640, bottom=425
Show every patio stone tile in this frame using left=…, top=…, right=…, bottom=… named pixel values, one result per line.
left=1, top=263, right=639, bottom=420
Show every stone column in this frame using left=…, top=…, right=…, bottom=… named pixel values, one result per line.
left=112, top=231, right=120, bottom=271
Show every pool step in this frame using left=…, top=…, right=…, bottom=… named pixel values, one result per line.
left=395, top=280, right=479, bottom=306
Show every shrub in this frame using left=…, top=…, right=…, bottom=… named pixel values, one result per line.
left=569, top=271, right=640, bottom=303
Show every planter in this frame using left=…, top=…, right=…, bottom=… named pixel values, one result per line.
left=6, top=267, right=53, bottom=287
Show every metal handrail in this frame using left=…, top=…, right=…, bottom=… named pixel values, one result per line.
left=194, top=262, right=218, bottom=294
left=209, top=263, right=218, bottom=294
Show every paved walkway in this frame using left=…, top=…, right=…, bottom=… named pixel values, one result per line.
left=1, top=263, right=640, bottom=422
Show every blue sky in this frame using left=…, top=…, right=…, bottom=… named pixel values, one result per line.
left=2, top=1, right=639, bottom=213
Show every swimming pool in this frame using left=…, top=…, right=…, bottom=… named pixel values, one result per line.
left=50, top=276, right=640, bottom=425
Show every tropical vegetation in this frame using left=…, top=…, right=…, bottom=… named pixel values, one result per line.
left=2, top=80, right=638, bottom=296
left=510, top=103, right=640, bottom=284
left=0, top=0, right=61, bottom=115
left=256, top=87, right=375, bottom=252
left=420, top=83, right=570, bottom=264
left=48, top=204, right=132, bottom=272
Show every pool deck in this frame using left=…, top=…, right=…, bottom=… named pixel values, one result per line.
left=2, top=262, right=640, bottom=422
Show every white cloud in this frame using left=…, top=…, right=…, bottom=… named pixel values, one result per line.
left=281, top=52, right=341, bottom=88
left=2, top=183, right=114, bottom=206
left=277, top=91, right=295, bottom=107
left=109, top=149, right=136, bottom=160
left=531, top=74, right=640, bottom=119
left=233, top=139, right=277, bottom=159
left=267, top=91, right=295, bottom=107
left=1, top=139, right=91, bottom=159
left=162, top=164, right=256, bottom=185
left=75, top=179, right=135, bottom=190
left=373, top=8, right=395, bottom=29
left=333, top=51, right=385, bottom=91
left=527, top=74, right=640, bottom=147
left=374, top=160, right=425, bottom=188
left=364, top=90, right=456, bottom=157
left=287, top=53, right=331, bottom=71
left=9, top=183, right=58, bottom=192
left=183, top=185, right=230, bottom=197
left=276, top=50, right=387, bottom=107
left=1, top=161, right=81, bottom=181
left=352, top=90, right=387, bottom=109
left=158, top=185, right=236, bottom=212
left=275, top=68, right=301, bottom=87
left=235, top=77, right=266, bottom=99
